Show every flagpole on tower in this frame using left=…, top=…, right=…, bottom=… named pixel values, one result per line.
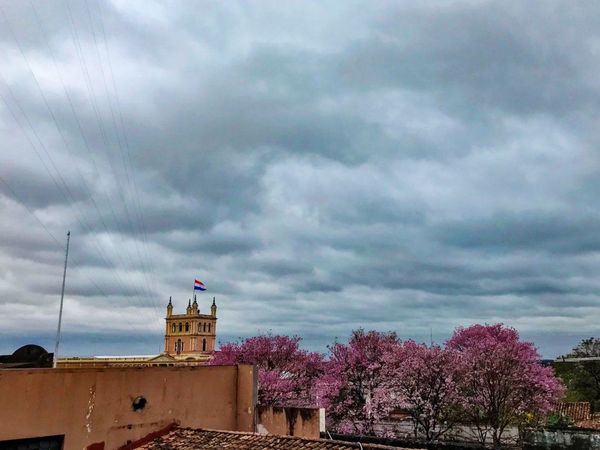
left=53, top=231, right=70, bottom=368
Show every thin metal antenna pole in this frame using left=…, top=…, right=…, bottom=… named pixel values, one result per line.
left=53, top=231, right=70, bottom=368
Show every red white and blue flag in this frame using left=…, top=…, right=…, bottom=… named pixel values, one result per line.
left=194, top=279, right=206, bottom=291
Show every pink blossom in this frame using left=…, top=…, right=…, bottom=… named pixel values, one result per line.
left=384, top=341, right=462, bottom=442
left=209, top=334, right=325, bottom=407
left=321, top=329, right=402, bottom=436
left=447, top=324, right=565, bottom=448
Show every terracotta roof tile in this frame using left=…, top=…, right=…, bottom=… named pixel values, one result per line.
left=136, top=428, right=419, bottom=450
left=556, top=402, right=591, bottom=421
left=574, top=417, right=600, bottom=429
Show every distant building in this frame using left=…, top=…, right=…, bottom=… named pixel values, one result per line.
left=0, top=344, right=53, bottom=369
left=164, top=295, right=217, bottom=361
left=58, top=295, right=218, bottom=368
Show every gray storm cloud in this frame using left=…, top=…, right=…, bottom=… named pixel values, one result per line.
left=1, top=0, right=599, bottom=357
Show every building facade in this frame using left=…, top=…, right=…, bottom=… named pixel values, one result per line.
left=164, top=295, right=217, bottom=361
left=58, top=295, right=218, bottom=368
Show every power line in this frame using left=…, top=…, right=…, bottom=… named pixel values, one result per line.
left=23, top=0, right=160, bottom=320
left=94, top=0, right=161, bottom=315
left=0, top=2, right=165, bottom=333
left=0, top=78, right=150, bottom=313
left=0, top=6, right=130, bottom=272
left=64, top=0, right=155, bottom=306
left=81, top=0, right=160, bottom=315
left=61, top=0, right=161, bottom=317
left=0, top=87, right=158, bottom=326
left=0, top=176, right=156, bottom=335
left=0, top=176, right=126, bottom=308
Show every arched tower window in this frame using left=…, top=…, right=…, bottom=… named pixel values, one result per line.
left=198, top=323, right=202, bottom=333
left=208, top=323, right=211, bottom=333
left=202, top=338, right=206, bottom=352
left=176, top=338, right=183, bottom=354
left=203, top=323, right=207, bottom=332
left=185, top=322, right=189, bottom=332
left=178, top=322, right=182, bottom=332
left=171, top=324, right=176, bottom=333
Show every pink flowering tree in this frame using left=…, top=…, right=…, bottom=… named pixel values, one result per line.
left=322, top=329, right=402, bottom=436
left=447, top=324, right=565, bottom=449
left=209, top=334, right=324, bottom=407
left=384, top=341, right=462, bottom=443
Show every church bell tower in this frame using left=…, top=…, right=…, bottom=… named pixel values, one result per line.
left=163, top=295, right=218, bottom=361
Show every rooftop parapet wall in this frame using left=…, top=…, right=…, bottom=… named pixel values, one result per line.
left=256, top=405, right=322, bottom=439
left=0, top=364, right=256, bottom=450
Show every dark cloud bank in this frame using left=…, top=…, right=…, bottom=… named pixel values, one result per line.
left=1, top=0, right=599, bottom=358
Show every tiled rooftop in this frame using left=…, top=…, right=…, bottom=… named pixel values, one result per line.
left=136, top=428, right=418, bottom=450
left=574, top=417, right=600, bottom=429
left=556, top=401, right=591, bottom=421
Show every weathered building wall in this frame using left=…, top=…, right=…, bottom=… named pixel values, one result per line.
left=0, top=365, right=256, bottom=450
left=523, top=428, right=600, bottom=450
left=256, top=405, right=321, bottom=439
left=331, top=424, right=600, bottom=450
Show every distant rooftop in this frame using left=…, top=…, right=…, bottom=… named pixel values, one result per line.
left=58, top=355, right=158, bottom=361
left=136, top=428, right=417, bottom=450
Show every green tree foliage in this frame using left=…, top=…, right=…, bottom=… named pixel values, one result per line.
left=557, top=337, right=600, bottom=411
left=545, top=412, right=574, bottom=429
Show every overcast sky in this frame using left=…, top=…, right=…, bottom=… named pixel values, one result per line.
left=0, top=0, right=598, bottom=358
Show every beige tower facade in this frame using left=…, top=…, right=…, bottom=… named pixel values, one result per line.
left=164, top=295, right=217, bottom=361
